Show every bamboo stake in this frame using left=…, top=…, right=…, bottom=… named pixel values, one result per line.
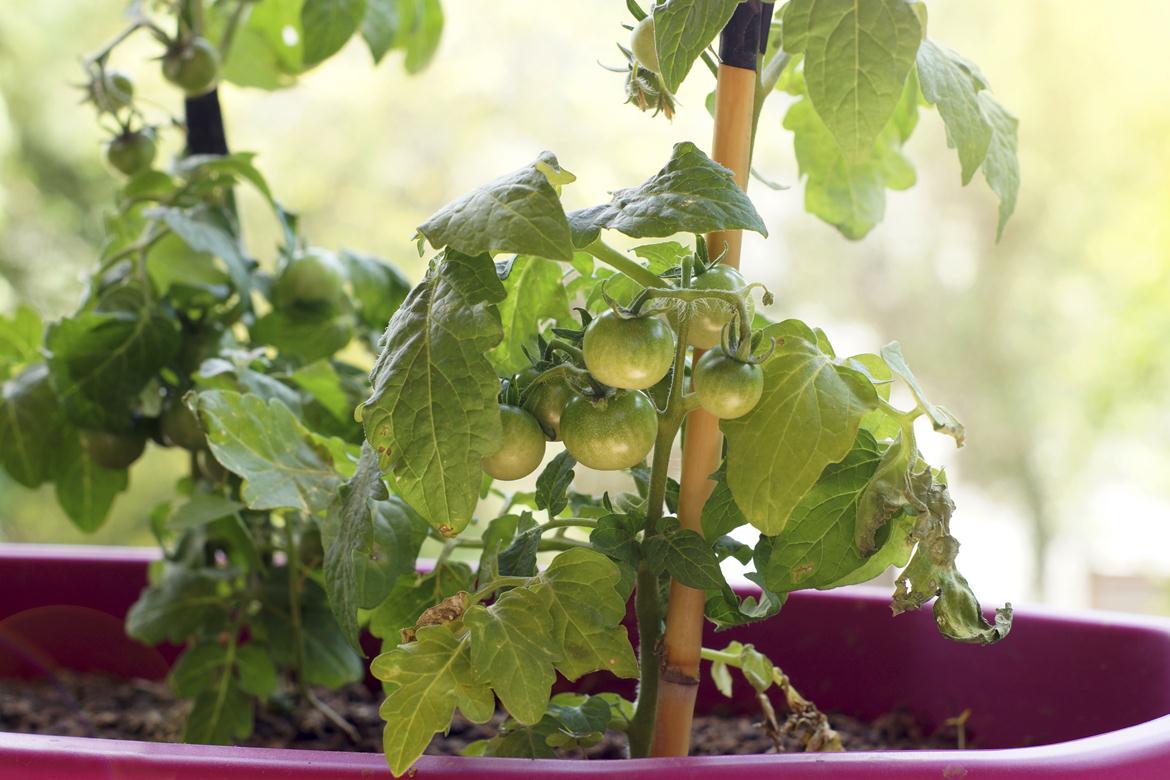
left=650, top=1, right=765, bottom=757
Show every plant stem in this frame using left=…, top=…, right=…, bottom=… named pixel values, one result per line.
left=584, top=238, right=669, bottom=290
left=651, top=1, right=767, bottom=758
left=626, top=561, right=662, bottom=757
left=627, top=269, right=691, bottom=756
left=284, top=521, right=359, bottom=742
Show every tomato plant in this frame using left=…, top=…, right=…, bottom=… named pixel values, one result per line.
left=0, top=0, right=1022, bottom=774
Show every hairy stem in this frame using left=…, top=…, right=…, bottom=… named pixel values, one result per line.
left=584, top=238, right=669, bottom=290
left=626, top=561, right=663, bottom=756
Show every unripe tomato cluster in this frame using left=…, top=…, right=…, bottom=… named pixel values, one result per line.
left=481, top=264, right=766, bottom=482
left=93, top=34, right=221, bottom=178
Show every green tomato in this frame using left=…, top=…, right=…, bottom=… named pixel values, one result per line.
left=523, top=376, right=576, bottom=441
left=161, top=401, right=205, bottom=451
left=512, top=367, right=541, bottom=390
left=688, top=264, right=753, bottom=350
left=80, top=429, right=147, bottom=470
left=273, top=249, right=347, bottom=311
left=561, top=390, right=657, bottom=471
left=94, top=70, right=134, bottom=113
left=106, top=130, right=156, bottom=176
left=693, top=349, right=764, bottom=419
left=162, top=37, right=219, bottom=97
left=482, top=405, right=547, bottom=481
left=583, top=310, right=674, bottom=390
left=630, top=16, right=660, bottom=74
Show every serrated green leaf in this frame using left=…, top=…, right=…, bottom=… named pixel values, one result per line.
left=301, top=0, right=367, bottom=68
left=700, top=464, right=746, bottom=540
left=260, top=576, right=364, bottom=687
left=235, top=643, right=279, bottom=698
left=0, top=364, right=68, bottom=487
left=535, top=450, right=576, bottom=519
left=879, top=342, right=964, bottom=445
left=252, top=308, right=355, bottom=364
left=464, top=587, right=559, bottom=724
left=169, top=642, right=229, bottom=699
left=644, top=524, right=725, bottom=590
left=196, top=390, right=344, bottom=514
left=184, top=682, right=253, bottom=745
left=782, top=0, right=923, bottom=160
left=54, top=430, right=129, bottom=533
left=416, top=155, right=574, bottom=261
left=46, top=284, right=181, bottom=428
left=361, top=250, right=505, bottom=534
left=497, top=512, right=540, bottom=578
left=704, top=580, right=784, bottom=631
left=490, top=256, right=572, bottom=374
left=784, top=69, right=919, bottom=239
left=567, top=142, right=766, bottom=247
left=976, top=93, right=1020, bottom=239
left=369, top=562, right=475, bottom=641
left=150, top=206, right=255, bottom=306
left=323, top=443, right=386, bottom=645
left=168, top=494, right=244, bottom=531
left=535, top=548, right=638, bottom=681
left=652, top=0, right=742, bottom=93
left=0, top=305, right=41, bottom=381
left=722, top=320, right=877, bottom=534
left=363, top=0, right=444, bottom=72
left=339, top=250, right=412, bottom=332
left=373, top=622, right=495, bottom=776
left=755, top=430, right=914, bottom=592
left=206, top=0, right=303, bottom=89
left=126, top=569, right=226, bottom=644
left=916, top=39, right=993, bottom=185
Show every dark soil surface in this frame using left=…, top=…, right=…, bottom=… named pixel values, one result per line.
left=0, top=672, right=963, bottom=756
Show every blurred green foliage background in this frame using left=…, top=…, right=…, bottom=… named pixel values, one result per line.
left=3, top=1, right=1169, bottom=610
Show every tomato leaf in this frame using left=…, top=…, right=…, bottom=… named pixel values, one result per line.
left=0, top=365, right=68, bottom=488
left=782, top=0, right=923, bottom=161
left=184, top=682, right=254, bottom=745
left=536, top=548, right=638, bottom=681
left=976, top=92, right=1020, bottom=239
left=892, top=472, right=1013, bottom=644
left=235, top=643, right=279, bottom=698
left=491, top=255, right=573, bottom=374
left=323, top=443, right=385, bottom=645
left=416, top=154, right=575, bottom=262
left=46, top=284, right=181, bottom=429
left=916, top=39, right=992, bottom=185
left=195, top=390, right=345, bottom=514
left=339, top=250, right=412, bottom=333
left=259, top=575, right=364, bottom=687
left=301, top=0, right=367, bottom=68
left=126, top=568, right=227, bottom=644
left=880, top=342, right=965, bottom=445
left=361, top=250, right=505, bottom=535
left=783, top=67, right=919, bottom=240
left=753, top=430, right=914, bottom=593
left=368, top=562, right=475, bottom=642
left=54, top=429, right=129, bottom=533
left=722, top=320, right=877, bottom=534
left=535, top=450, right=576, bottom=519
left=567, top=142, right=767, bottom=247
left=363, top=0, right=444, bottom=72
left=0, top=305, right=41, bottom=382
left=651, top=0, right=742, bottom=93
left=206, top=0, right=304, bottom=89
left=643, top=522, right=724, bottom=590
left=169, top=641, right=230, bottom=699
left=464, top=587, right=559, bottom=724
left=373, top=622, right=496, bottom=777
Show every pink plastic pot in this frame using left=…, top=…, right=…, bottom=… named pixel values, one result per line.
left=3, top=543, right=1170, bottom=778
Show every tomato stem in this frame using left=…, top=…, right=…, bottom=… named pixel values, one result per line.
left=584, top=238, right=671, bottom=291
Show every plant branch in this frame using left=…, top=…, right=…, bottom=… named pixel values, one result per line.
left=584, top=238, right=669, bottom=290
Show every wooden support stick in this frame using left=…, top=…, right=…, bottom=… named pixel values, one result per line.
left=650, top=1, right=764, bottom=757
